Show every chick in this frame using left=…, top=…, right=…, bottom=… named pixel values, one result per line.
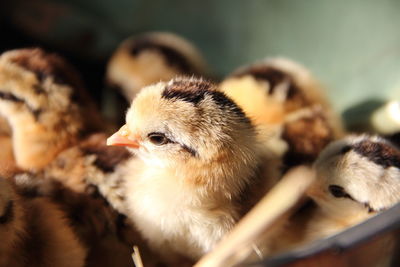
left=106, top=32, right=208, bottom=101
left=0, top=49, right=142, bottom=266
left=306, top=134, right=400, bottom=239
left=232, top=134, right=400, bottom=262
left=0, top=175, right=86, bottom=267
left=0, top=48, right=104, bottom=171
left=102, top=77, right=280, bottom=263
left=219, top=58, right=343, bottom=169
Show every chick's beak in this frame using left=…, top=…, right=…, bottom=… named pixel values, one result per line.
left=107, top=125, right=140, bottom=148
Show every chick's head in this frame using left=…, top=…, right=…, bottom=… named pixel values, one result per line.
left=108, top=77, right=260, bottom=173
left=310, top=135, right=400, bottom=219
left=107, top=32, right=208, bottom=101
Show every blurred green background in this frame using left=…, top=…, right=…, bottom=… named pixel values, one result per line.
left=1, top=0, right=399, bottom=118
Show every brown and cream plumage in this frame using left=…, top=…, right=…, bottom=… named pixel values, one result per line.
left=219, top=58, right=344, bottom=169
left=0, top=48, right=145, bottom=266
left=95, top=77, right=280, bottom=264
left=0, top=48, right=104, bottom=171
left=106, top=32, right=208, bottom=101
left=0, top=175, right=86, bottom=267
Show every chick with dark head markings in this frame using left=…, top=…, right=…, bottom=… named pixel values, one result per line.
left=107, top=32, right=208, bottom=101
left=219, top=58, right=343, bottom=170
left=0, top=48, right=104, bottom=171
left=0, top=48, right=145, bottom=267
left=308, top=134, right=400, bottom=236
left=101, top=77, right=280, bottom=263
left=241, top=135, right=400, bottom=260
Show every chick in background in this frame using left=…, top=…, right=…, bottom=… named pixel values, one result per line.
left=0, top=48, right=146, bottom=267
left=219, top=58, right=344, bottom=169
left=250, top=134, right=400, bottom=259
left=0, top=48, right=104, bottom=172
left=106, top=32, right=209, bottom=101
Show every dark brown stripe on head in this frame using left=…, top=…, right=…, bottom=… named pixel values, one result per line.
left=0, top=91, right=42, bottom=120
left=232, top=65, right=297, bottom=97
left=163, top=79, right=251, bottom=124
left=129, top=38, right=196, bottom=74
left=162, top=79, right=213, bottom=104
left=0, top=200, right=14, bottom=224
left=6, top=48, right=90, bottom=106
left=0, top=91, right=24, bottom=103
left=352, top=140, right=400, bottom=169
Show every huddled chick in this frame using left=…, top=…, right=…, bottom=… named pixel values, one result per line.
left=246, top=134, right=400, bottom=260
left=0, top=48, right=143, bottom=266
left=307, top=134, right=400, bottom=239
left=93, top=77, right=280, bottom=264
left=0, top=48, right=104, bottom=171
left=219, top=58, right=344, bottom=169
left=0, top=175, right=86, bottom=267
left=106, top=32, right=208, bottom=101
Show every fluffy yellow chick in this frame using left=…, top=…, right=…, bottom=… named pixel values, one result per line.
left=0, top=48, right=103, bottom=171
left=219, top=58, right=343, bottom=169
left=102, top=77, right=280, bottom=264
left=106, top=32, right=208, bottom=101
left=0, top=175, right=86, bottom=267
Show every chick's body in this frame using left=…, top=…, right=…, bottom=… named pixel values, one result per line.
left=104, top=78, right=278, bottom=262
left=0, top=176, right=86, bottom=267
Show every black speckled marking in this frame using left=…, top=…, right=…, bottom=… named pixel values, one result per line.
left=129, top=38, right=195, bottom=74
left=352, top=140, right=400, bottom=169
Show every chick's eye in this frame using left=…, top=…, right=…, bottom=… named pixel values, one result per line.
left=148, top=133, right=169, bottom=145
left=328, top=185, right=348, bottom=198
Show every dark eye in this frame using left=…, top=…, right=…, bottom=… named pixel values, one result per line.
left=148, top=132, right=169, bottom=145
left=328, top=185, right=349, bottom=198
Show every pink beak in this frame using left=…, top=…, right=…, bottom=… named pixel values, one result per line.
left=107, top=125, right=140, bottom=148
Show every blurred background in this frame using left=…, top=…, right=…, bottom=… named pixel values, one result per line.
left=1, top=0, right=399, bottom=123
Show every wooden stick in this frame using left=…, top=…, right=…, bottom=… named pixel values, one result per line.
left=132, top=246, right=144, bottom=267
left=195, top=166, right=316, bottom=267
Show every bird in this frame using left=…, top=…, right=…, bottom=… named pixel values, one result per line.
left=0, top=48, right=148, bottom=266
left=0, top=175, right=87, bottom=267
left=100, top=77, right=281, bottom=264
left=240, top=134, right=400, bottom=260
left=106, top=32, right=208, bottom=102
left=219, top=57, right=344, bottom=170
left=0, top=48, right=104, bottom=172
left=306, top=134, right=400, bottom=239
